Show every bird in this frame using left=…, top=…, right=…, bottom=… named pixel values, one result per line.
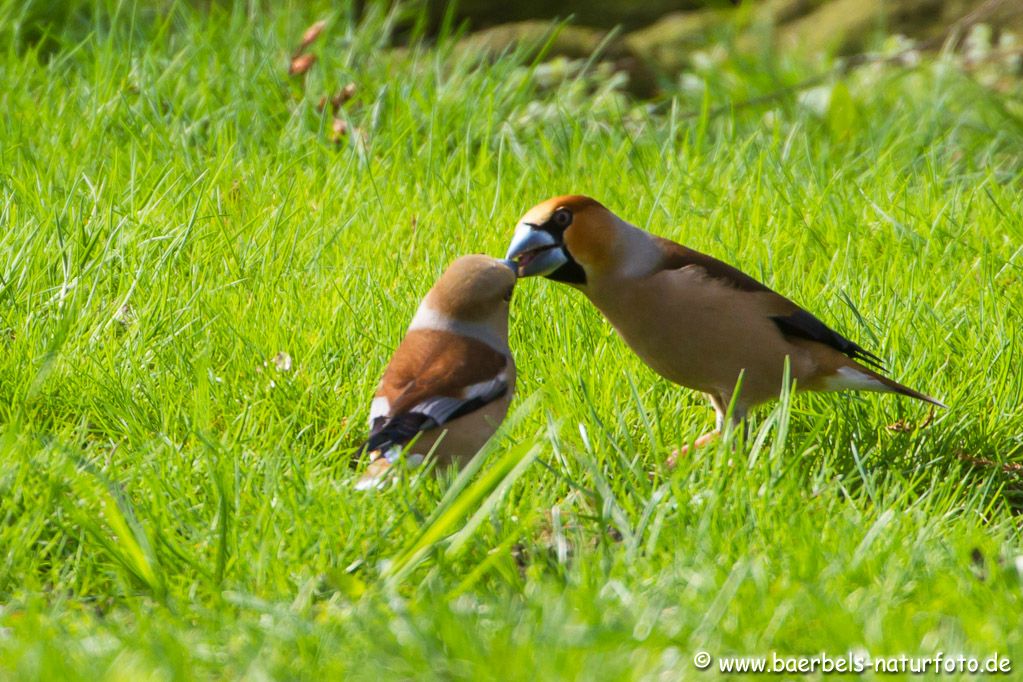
left=355, top=254, right=518, bottom=489
left=505, top=194, right=944, bottom=457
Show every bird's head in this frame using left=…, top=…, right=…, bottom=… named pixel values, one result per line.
left=504, top=195, right=618, bottom=285
left=425, top=254, right=518, bottom=323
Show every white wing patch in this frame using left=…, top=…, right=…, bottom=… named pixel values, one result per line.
left=821, top=366, right=889, bottom=393
left=463, top=371, right=509, bottom=401
left=410, top=395, right=470, bottom=424
left=369, top=396, right=391, bottom=424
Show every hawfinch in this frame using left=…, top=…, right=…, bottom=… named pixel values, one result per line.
left=506, top=195, right=944, bottom=453
left=356, top=255, right=518, bottom=489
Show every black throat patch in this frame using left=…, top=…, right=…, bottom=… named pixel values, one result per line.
left=546, top=259, right=586, bottom=284
left=537, top=220, right=587, bottom=285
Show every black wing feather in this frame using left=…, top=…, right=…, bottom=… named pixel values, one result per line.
left=359, top=384, right=509, bottom=456
left=657, top=238, right=885, bottom=370
left=771, top=309, right=885, bottom=370
left=363, top=413, right=437, bottom=454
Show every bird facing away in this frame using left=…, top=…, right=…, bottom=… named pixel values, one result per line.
left=505, top=195, right=944, bottom=454
left=355, top=255, right=518, bottom=489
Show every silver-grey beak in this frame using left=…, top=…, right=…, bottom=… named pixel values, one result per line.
left=505, top=224, right=569, bottom=278
left=498, top=258, right=519, bottom=276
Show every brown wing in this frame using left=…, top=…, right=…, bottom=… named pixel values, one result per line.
left=654, top=237, right=771, bottom=293
left=363, top=329, right=510, bottom=453
left=653, top=236, right=883, bottom=368
left=379, top=329, right=508, bottom=413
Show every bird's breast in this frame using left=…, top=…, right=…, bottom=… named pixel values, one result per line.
left=584, top=272, right=811, bottom=401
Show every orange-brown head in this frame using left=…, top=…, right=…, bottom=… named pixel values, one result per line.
left=505, top=195, right=621, bottom=285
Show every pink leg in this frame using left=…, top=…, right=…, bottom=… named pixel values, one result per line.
left=666, top=430, right=719, bottom=469
left=666, top=393, right=743, bottom=469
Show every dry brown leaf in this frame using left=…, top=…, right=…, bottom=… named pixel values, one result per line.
left=886, top=406, right=936, bottom=433
left=333, top=82, right=356, bottom=110
left=957, top=451, right=1023, bottom=476
left=318, top=83, right=357, bottom=115
left=665, top=451, right=680, bottom=471
left=272, top=351, right=293, bottom=372
left=511, top=543, right=528, bottom=571
left=298, top=20, right=326, bottom=53
left=289, top=53, right=316, bottom=76
left=330, top=117, right=348, bottom=144
left=113, top=303, right=136, bottom=329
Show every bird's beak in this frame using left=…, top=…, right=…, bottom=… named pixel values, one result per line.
left=505, top=223, right=569, bottom=278
left=497, top=258, right=519, bottom=277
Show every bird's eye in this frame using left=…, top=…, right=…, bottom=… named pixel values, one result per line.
left=503, top=287, right=514, bottom=302
left=552, top=208, right=572, bottom=228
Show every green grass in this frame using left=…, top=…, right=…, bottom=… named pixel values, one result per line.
left=2, top=1, right=1023, bottom=679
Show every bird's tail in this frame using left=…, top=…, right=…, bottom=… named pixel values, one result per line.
left=854, top=363, right=948, bottom=409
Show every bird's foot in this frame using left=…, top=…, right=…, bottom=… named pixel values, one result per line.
left=666, top=431, right=720, bottom=469
left=354, top=457, right=392, bottom=490
left=354, top=453, right=426, bottom=491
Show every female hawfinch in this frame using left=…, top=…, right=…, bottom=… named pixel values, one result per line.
left=356, top=255, right=518, bottom=488
left=506, top=195, right=944, bottom=454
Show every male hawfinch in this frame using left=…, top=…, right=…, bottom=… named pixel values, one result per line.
left=505, top=195, right=944, bottom=453
left=356, top=254, right=518, bottom=489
